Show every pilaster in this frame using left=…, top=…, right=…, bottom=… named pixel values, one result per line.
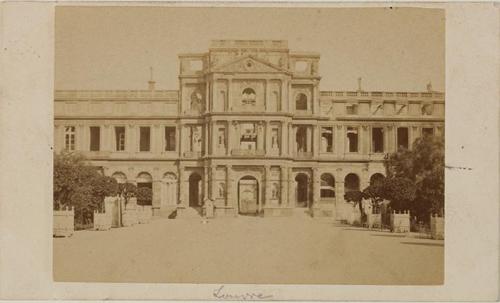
left=210, top=165, right=217, bottom=200
left=312, top=168, right=320, bottom=207
left=288, top=168, right=295, bottom=207
left=264, top=165, right=271, bottom=207
left=226, top=165, right=234, bottom=208
left=280, top=166, right=288, bottom=205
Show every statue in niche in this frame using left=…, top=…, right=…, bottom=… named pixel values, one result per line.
left=321, top=136, right=328, bottom=153
left=191, top=126, right=202, bottom=152
left=190, top=90, right=203, bottom=112
left=218, top=182, right=225, bottom=198
left=271, top=129, right=279, bottom=149
left=272, top=183, right=279, bottom=199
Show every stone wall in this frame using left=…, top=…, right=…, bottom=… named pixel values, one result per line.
left=390, top=211, right=410, bottom=233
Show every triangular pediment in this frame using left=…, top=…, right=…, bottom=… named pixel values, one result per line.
left=211, top=55, right=290, bottom=74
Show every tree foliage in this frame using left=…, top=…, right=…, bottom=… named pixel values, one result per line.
left=384, top=135, right=445, bottom=218
left=53, top=151, right=119, bottom=226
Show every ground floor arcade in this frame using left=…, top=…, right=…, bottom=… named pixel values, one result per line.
left=97, top=160, right=386, bottom=219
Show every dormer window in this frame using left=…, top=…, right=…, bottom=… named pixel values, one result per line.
left=242, top=88, right=256, bottom=105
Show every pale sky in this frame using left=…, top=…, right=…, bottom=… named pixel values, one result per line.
left=55, top=7, right=445, bottom=92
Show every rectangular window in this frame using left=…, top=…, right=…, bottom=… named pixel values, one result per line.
left=422, top=127, right=434, bottom=137
left=346, top=104, right=358, bottom=115
left=165, top=126, right=176, bottom=151
left=139, top=127, right=151, bottom=152
left=321, top=127, right=333, bottom=152
left=346, top=127, right=358, bottom=152
left=89, top=126, right=100, bottom=151
left=115, top=127, right=126, bottom=151
left=64, top=126, right=76, bottom=151
left=397, top=127, right=409, bottom=150
left=372, top=127, right=384, bottom=153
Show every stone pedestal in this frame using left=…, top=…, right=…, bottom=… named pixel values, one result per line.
left=93, top=211, right=112, bottom=231
left=430, top=215, right=444, bottom=239
left=137, top=205, right=153, bottom=224
left=53, top=207, right=74, bottom=237
left=390, top=211, right=410, bottom=233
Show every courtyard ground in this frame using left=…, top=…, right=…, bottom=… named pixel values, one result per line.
left=53, top=215, right=444, bottom=285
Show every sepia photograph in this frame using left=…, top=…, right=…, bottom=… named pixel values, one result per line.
left=52, top=6, right=446, bottom=285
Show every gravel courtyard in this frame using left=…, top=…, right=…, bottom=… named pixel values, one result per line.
left=53, top=215, right=443, bottom=285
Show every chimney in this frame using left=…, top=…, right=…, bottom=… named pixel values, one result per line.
left=148, top=66, right=156, bottom=91
left=357, top=77, right=363, bottom=92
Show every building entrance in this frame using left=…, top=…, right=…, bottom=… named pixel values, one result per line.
left=188, top=173, right=202, bottom=208
left=238, top=176, right=259, bottom=215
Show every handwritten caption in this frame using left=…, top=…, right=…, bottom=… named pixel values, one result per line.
left=212, top=285, right=273, bottom=301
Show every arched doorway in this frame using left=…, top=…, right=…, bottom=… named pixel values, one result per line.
left=188, top=173, right=202, bottom=208
left=136, top=172, right=153, bottom=206
left=238, top=176, right=259, bottom=215
left=295, top=173, right=310, bottom=207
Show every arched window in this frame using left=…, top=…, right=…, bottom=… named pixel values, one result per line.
left=242, top=88, right=256, bottom=105
left=111, top=172, right=127, bottom=184
left=295, top=93, right=308, bottom=110
left=320, top=173, right=335, bottom=198
left=344, top=173, right=360, bottom=193
left=370, top=173, right=385, bottom=186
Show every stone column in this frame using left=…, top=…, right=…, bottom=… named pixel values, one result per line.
left=127, top=124, right=135, bottom=153
left=177, top=124, right=182, bottom=156
left=227, top=78, right=233, bottom=111
left=226, top=165, right=234, bottom=209
left=387, top=125, right=394, bottom=153
left=102, top=125, right=109, bottom=152
left=312, top=168, right=320, bottom=208
left=226, top=120, right=232, bottom=156
left=205, top=81, right=210, bottom=112
left=306, top=126, right=312, bottom=152
left=203, top=166, right=209, bottom=201
left=203, top=123, right=208, bottom=155
left=313, top=125, right=319, bottom=157
left=280, top=122, right=287, bottom=156
left=362, top=125, right=369, bottom=155
left=211, top=121, right=218, bottom=155
left=152, top=180, right=161, bottom=212
left=289, top=124, right=295, bottom=156
left=264, top=165, right=271, bottom=207
left=257, top=122, right=264, bottom=151
left=76, top=124, right=84, bottom=151
left=210, top=165, right=217, bottom=200
left=178, top=166, right=187, bottom=208
left=280, top=166, right=288, bottom=206
left=265, top=121, right=271, bottom=155
left=336, top=125, right=344, bottom=157
left=288, top=168, right=295, bottom=207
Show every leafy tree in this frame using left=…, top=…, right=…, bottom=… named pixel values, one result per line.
left=90, top=175, right=119, bottom=212
left=136, top=187, right=153, bottom=206
left=118, top=182, right=137, bottom=204
left=54, top=151, right=120, bottom=226
left=380, top=177, right=417, bottom=211
left=362, top=182, right=384, bottom=209
left=384, top=135, right=444, bottom=219
left=344, top=190, right=366, bottom=223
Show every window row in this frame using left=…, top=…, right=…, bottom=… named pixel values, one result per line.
left=63, top=126, right=177, bottom=152
left=320, top=126, right=436, bottom=153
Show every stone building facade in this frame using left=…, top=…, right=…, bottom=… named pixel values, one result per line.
left=54, top=40, right=445, bottom=219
